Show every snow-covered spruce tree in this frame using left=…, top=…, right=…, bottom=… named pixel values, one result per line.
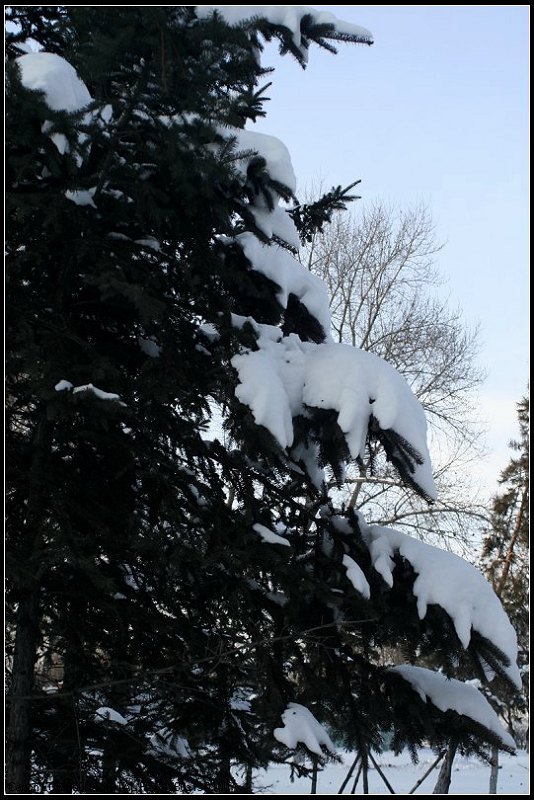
left=6, top=6, right=520, bottom=794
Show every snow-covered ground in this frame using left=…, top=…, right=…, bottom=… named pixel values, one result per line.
left=257, top=748, right=529, bottom=795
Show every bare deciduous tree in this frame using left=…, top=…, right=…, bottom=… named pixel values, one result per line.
left=304, top=199, right=486, bottom=548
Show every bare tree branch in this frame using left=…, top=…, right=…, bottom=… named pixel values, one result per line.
left=303, top=198, right=486, bottom=546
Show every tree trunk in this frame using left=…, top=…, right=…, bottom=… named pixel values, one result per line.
left=6, top=415, right=53, bottom=792
left=51, top=647, right=87, bottom=794
left=432, top=741, right=457, bottom=794
left=244, top=763, right=253, bottom=793
left=362, top=749, right=369, bottom=794
left=6, top=589, right=40, bottom=794
left=217, top=753, right=232, bottom=794
left=489, top=745, right=499, bottom=794
left=350, top=762, right=363, bottom=794
left=102, top=740, right=117, bottom=794
left=337, top=753, right=360, bottom=794
left=311, top=754, right=318, bottom=794
left=496, top=485, right=528, bottom=596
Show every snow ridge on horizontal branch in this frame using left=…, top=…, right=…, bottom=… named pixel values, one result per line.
left=231, top=317, right=437, bottom=501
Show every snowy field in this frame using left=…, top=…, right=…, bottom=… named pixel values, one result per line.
left=257, top=749, right=529, bottom=795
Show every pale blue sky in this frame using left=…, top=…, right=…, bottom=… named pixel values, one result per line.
left=253, top=5, right=529, bottom=492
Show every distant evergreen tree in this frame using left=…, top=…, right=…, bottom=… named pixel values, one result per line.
left=6, top=6, right=520, bottom=794
left=482, top=397, right=528, bottom=646
left=481, top=396, right=529, bottom=741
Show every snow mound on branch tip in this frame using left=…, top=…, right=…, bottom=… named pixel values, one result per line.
left=365, top=524, right=521, bottom=688
left=342, top=555, right=371, bottom=599
left=389, top=666, right=516, bottom=750
left=236, top=233, right=331, bottom=336
left=195, top=6, right=373, bottom=60
left=232, top=328, right=436, bottom=500
left=16, top=52, right=92, bottom=113
left=274, top=702, right=336, bottom=756
left=234, top=130, right=296, bottom=194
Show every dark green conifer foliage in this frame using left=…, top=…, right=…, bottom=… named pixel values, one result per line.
left=6, top=7, right=519, bottom=794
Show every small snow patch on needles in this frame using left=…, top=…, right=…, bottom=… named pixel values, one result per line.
left=72, top=383, right=122, bottom=402
left=94, top=707, right=128, bottom=726
left=55, top=379, right=73, bottom=392
left=342, top=555, right=370, bottom=599
left=253, top=523, right=291, bottom=547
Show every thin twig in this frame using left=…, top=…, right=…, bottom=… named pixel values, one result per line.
left=408, top=750, right=447, bottom=794
left=368, top=750, right=395, bottom=794
left=408, top=750, right=446, bottom=794
left=337, top=754, right=360, bottom=794
left=350, top=762, right=363, bottom=794
left=160, top=27, right=167, bottom=92
left=73, top=695, right=84, bottom=793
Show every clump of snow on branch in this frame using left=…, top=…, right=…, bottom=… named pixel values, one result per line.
left=65, top=188, right=97, bottom=207
left=274, top=703, right=336, bottom=756
left=232, top=325, right=310, bottom=450
left=364, top=524, right=521, bottom=688
left=389, top=666, right=516, bottom=751
left=195, top=6, right=373, bottom=63
left=16, top=52, right=111, bottom=165
left=94, top=707, right=128, bottom=726
left=55, top=379, right=73, bottom=392
left=56, top=383, right=123, bottom=403
left=234, top=130, right=296, bottom=193
left=291, top=439, right=324, bottom=489
left=229, top=129, right=300, bottom=249
left=253, top=522, right=291, bottom=547
left=16, top=52, right=92, bottom=160
left=138, top=337, right=161, bottom=358
left=342, top=555, right=370, bottom=599
left=135, top=237, right=162, bottom=252
left=236, top=233, right=331, bottom=334
left=72, top=384, right=121, bottom=402
left=249, top=204, right=301, bottom=250
left=302, top=344, right=434, bottom=495
left=231, top=324, right=436, bottom=499
left=16, top=51, right=92, bottom=117
left=148, top=729, right=191, bottom=760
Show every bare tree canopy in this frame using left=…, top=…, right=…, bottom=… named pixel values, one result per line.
left=304, top=199, right=486, bottom=546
